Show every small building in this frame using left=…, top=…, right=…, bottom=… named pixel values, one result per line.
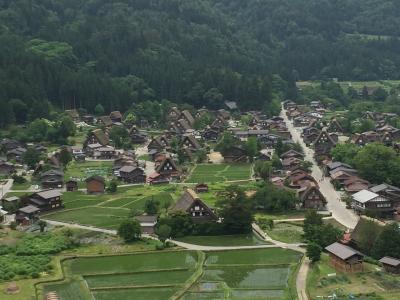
left=195, top=183, right=209, bottom=193
left=297, top=185, right=327, bottom=210
left=118, top=166, right=146, bottom=184
left=379, top=256, right=400, bottom=274
left=135, top=215, right=158, bottom=234
left=168, top=107, right=181, bottom=121
left=0, top=160, right=15, bottom=176
left=16, top=205, right=40, bottom=225
left=40, top=169, right=64, bottom=189
left=86, top=176, right=105, bottom=194
left=155, top=156, right=180, bottom=178
left=280, top=149, right=304, bottom=160
left=181, top=135, right=201, bottom=151
left=93, top=146, right=116, bottom=160
left=147, top=172, right=170, bottom=185
left=147, top=136, right=170, bottom=152
left=221, top=146, right=247, bottom=163
left=202, top=128, right=219, bottom=141
left=65, top=180, right=78, bottom=192
left=109, top=111, right=122, bottom=123
left=313, top=128, right=337, bottom=157
left=352, top=189, right=394, bottom=217
left=97, top=116, right=113, bottom=127
left=172, top=189, right=217, bottom=223
left=28, top=190, right=63, bottom=211
left=325, top=242, right=364, bottom=273
left=84, top=129, right=109, bottom=149
left=180, top=110, right=195, bottom=127
left=6, top=147, right=27, bottom=163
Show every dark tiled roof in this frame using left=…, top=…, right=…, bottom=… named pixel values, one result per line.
left=379, top=256, right=400, bottom=267
left=325, top=242, right=363, bottom=260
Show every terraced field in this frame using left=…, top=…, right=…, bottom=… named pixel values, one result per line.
left=38, top=248, right=302, bottom=300
left=187, top=164, right=252, bottom=183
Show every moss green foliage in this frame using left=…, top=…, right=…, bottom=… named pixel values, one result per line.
left=117, top=219, right=142, bottom=242
left=15, top=233, right=74, bottom=255
left=253, top=182, right=299, bottom=213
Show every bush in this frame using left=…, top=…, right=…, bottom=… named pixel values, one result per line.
left=15, top=233, right=74, bottom=255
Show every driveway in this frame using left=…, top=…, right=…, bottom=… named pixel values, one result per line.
left=281, top=108, right=358, bottom=229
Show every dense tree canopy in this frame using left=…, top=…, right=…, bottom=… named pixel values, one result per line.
left=1, top=0, right=400, bottom=129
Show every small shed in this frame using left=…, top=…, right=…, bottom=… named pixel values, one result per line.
left=85, top=176, right=105, bottom=194
left=195, top=183, right=209, bottom=193
left=325, top=242, right=364, bottom=273
left=135, top=215, right=158, bottom=234
left=65, top=180, right=78, bottom=192
left=379, top=256, right=400, bottom=274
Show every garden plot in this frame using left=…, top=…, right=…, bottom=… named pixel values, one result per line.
left=187, top=164, right=252, bottom=183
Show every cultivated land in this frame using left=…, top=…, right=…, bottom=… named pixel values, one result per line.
left=41, top=185, right=178, bottom=229
left=307, top=254, right=400, bottom=299
left=296, top=79, right=400, bottom=92
left=176, top=234, right=269, bottom=247
left=186, top=164, right=253, bottom=183
left=37, top=248, right=302, bottom=300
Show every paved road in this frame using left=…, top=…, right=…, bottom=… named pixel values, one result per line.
left=0, top=179, right=14, bottom=198
left=281, top=108, right=358, bottom=229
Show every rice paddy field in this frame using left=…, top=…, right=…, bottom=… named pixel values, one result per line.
left=186, top=164, right=252, bottom=183
left=176, top=234, right=269, bottom=247
left=42, top=185, right=177, bottom=229
left=38, top=248, right=302, bottom=300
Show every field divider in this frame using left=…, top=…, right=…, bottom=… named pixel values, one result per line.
left=171, top=250, right=206, bottom=300
left=83, top=267, right=189, bottom=277
left=205, top=263, right=292, bottom=268
left=89, top=284, right=178, bottom=291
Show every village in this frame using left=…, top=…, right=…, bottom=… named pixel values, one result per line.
left=1, top=94, right=400, bottom=300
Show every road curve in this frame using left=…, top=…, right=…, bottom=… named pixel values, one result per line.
left=281, top=107, right=359, bottom=229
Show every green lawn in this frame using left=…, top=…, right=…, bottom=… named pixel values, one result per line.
left=43, top=206, right=130, bottom=229
left=93, top=288, right=178, bottom=300
left=176, top=234, right=269, bottom=246
left=186, top=163, right=252, bottom=183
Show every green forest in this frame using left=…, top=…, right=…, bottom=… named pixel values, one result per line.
left=1, top=0, right=400, bottom=121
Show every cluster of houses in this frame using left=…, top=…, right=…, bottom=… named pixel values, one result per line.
left=285, top=100, right=400, bottom=219
left=269, top=149, right=327, bottom=210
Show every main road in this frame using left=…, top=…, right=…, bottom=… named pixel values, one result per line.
left=280, top=107, right=359, bottom=229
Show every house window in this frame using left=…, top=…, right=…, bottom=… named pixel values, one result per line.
left=377, top=203, right=391, bottom=208
left=195, top=206, right=200, bottom=211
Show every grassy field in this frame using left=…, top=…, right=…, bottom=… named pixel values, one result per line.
left=297, top=79, right=400, bottom=92
left=186, top=163, right=252, bottom=183
left=176, top=234, right=269, bottom=247
left=265, top=222, right=304, bottom=244
left=64, top=161, right=113, bottom=186
left=307, top=254, right=400, bottom=299
left=37, top=248, right=302, bottom=300
left=43, top=185, right=179, bottom=229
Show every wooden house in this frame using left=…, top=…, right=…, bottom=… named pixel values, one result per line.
left=65, top=180, right=78, bottom=192
left=313, top=128, right=337, bottom=157
left=147, top=172, right=170, bottom=185
left=0, top=160, right=15, bottom=176
left=181, top=135, right=201, bottom=151
left=129, top=126, right=147, bottom=144
left=224, top=101, right=238, bottom=111
left=344, top=177, right=370, bottom=194
left=84, top=129, right=109, bottom=149
left=82, top=115, right=95, bottom=125
left=297, top=185, right=326, bottom=210
left=93, top=146, right=116, bottom=160
left=16, top=205, right=40, bottom=225
left=28, top=190, right=63, bottom=212
left=97, top=116, right=113, bottom=127
left=109, top=111, right=122, bottom=123
left=86, top=176, right=105, bottom=194
left=369, top=183, right=400, bottom=210
left=352, top=190, right=394, bottom=217
left=40, top=169, right=64, bottom=189
left=180, top=110, right=195, bottom=127
left=168, top=107, right=181, bottom=121
left=155, top=157, right=180, bottom=178
left=195, top=183, right=209, bottom=193
left=328, top=118, right=344, bottom=134
left=148, top=136, right=170, bottom=152
left=211, top=117, right=226, bottom=131
left=379, top=257, right=400, bottom=274
left=135, top=215, right=158, bottom=234
left=118, top=166, right=146, bottom=183
left=6, top=147, right=27, bottom=163
left=202, top=128, right=219, bottom=141
left=172, top=189, right=217, bottom=223
left=221, top=146, right=247, bottom=163
left=280, top=150, right=304, bottom=160
left=325, top=242, right=364, bottom=273
left=217, top=109, right=230, bottom=120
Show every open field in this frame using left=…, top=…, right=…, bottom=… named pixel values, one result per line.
left=64, top=161, right=113, bottom=187
left=176, top=234, right=269, bottom=246
left=38, top=248, right=302, bottom=300
left=265, top=222, right=304, bottom=244
left=186, top=164, right=252, bottom=183
left=307, top=254, right=400, bottom=299
left=297, top=79, right=400, bottom=92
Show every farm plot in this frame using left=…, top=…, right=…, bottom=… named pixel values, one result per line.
left=185, top=248, right=302, bottom=300
left=176, top=234, right=269, bottom=247
left=38, top=249, right=301, bottom=300
left=187, top=164, right=252, bottom=183
left=43, top=206, right=129, bottom=229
